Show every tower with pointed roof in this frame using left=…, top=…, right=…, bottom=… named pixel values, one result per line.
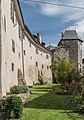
left=58, top=30, right=83, bottom=71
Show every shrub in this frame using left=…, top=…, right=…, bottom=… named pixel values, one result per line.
left=10, top=85, right=21, bottom=94
left=20, top=86, right=28, bottom=93
left=68, top=96, right=84, bottom=113
left=55, top=91, right=71, bottom=95
left=0, top=95, right=23, bottom=119
left=10, top=85, right=28, bottom=94
left=74, top=96, right=84, bottom=113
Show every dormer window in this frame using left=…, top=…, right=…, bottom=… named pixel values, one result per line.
left=10, top=0, right=17, bottom=26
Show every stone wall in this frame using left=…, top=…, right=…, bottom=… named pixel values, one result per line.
left=53, top=46, right=69, bottom=62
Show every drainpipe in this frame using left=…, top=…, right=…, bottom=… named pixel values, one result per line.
left=0, top=0, right=2, bottom=97
left=21, top=34, right=25, bottom=80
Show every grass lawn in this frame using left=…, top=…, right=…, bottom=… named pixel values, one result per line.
left=19, top=84, right=84, bottom=120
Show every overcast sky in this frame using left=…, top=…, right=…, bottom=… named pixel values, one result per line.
left=19, top=0, right=84, bottom=57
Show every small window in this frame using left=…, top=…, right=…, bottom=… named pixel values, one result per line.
left=36, top=49, right=38, bottom=54
left=10, top=0, right=17, bottom=26
left=12, top=63, right=14, bottom=71
left=36, top=62, right=38, bottom=67
left=42, top=65, right=43, bottom=69
left=19, top=26, right=23, bottom=40
left=30, top=56, right=32, bottom=59
left=46, top=55, right=49, bottom=59
left=24, top=50, right=26, bottom=55
left=18, top=52, right=20, bottom=58
left=29, top=42, right=31, bottom=47
left=47, top=66, right=49, bottom=69
left=12, top=39, right=15, bottom=53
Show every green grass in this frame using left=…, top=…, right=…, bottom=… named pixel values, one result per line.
left=19, top=84, right=84, bottom=120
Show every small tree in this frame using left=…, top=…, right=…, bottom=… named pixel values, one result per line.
left=51, top=59, right=76, bottom=91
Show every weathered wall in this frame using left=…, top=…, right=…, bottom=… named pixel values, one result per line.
left=63, top=40, right=82, bottom=71
left=53, top=47, right=69, bottom=62
left=0, top=0, right=52, bottom=97
left=23, top=34, right=52, bottom=85
left=1, top=0, right=23, bottom=96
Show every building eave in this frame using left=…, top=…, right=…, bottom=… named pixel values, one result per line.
left=14, top=0, right=25, bottom=29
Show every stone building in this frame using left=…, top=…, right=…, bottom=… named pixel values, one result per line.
left=58, top=30, right=83, bottom=71
left=47, top=30, right=83, bottom=72
left=0, top=0, right=52, bottom=97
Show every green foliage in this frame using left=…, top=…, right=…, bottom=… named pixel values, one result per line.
left=10, top=85, right=21, bottom=94
left=51, top=59, right=75, bottom=83
left=69, top=96, right=84, bottom=113
left=0, top=95, right=23, bottom=119
left=51, top=59, right=82, bottom=92
left=10, top=85, right=28, bottom=94
left=55, top=91, right=71, bottom=95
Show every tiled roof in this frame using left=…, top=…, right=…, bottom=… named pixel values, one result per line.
left=62, top=30, right=82, bottom=40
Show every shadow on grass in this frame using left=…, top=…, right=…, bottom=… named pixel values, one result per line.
left=24, top=92, right=72, bottom=110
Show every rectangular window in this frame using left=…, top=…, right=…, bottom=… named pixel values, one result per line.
left=46, top=55, right=49, bottom=59
left=47, top=66, right=49, bottom=69
left=36, top=49, right=38, bottom=54
left=10, top=0, right=17, bottom=26
left=18, top=52, right=20, bottom=58
left=36, top=62, right=38, bottom=67
left=29, top=42, right=31, bottom=47
left=12, top=39, right=15, bottom=53
left=12, top=63, right=14, bottom=71
left=24, top=50, right=26, bottom=55
left=42, top=65, right=43, bottom=69
left=18, top=26, right=23, bottom=40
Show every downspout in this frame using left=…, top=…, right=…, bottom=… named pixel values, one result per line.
left=21, top=35, right=25, bottom=80
left=0, top=0, right=2, bottom=97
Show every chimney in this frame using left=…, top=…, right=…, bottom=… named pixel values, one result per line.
left=37, top=33, right=42, bottom=43
left=61, top=32, right=64, bottom=38
left=42, top=42, right=46, bottom=47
